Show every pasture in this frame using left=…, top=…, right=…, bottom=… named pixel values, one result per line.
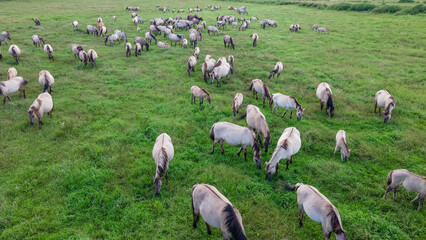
left=0, top=0, right=425, bottom=239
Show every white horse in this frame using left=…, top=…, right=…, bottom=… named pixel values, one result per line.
left=384, top=169, right=425, bottom=210
left=232, top=93, right=243, bottom=117
left=316, top=82, right=334, bottom=118
left=250, top=33, right=258, bottom=47
left=43, top=44, right=54, bottom=60
left=193, top=47, right=200, bottom=59
left=286, top=183, right=347, bottom=240
left=125, top=43, right=132, bottom=57
left=87, top=49, right=98, bottom=68
left=248, top=79, right=271, bottom=108
left=104, top=34, right=119, bottom=46
left=28, top=92, right=53, bottom=129
left=268, top=62, right=284, bottom=79
left=210, top=60, right=232, bottom=87
left=240, top=104, right=271, bottom=152
left=265, top=127, right=301, bottom=180
left=191, top=86, right=211, bottom=105
left=7, top=67, right=17, bottom=80
left=271, top=93, right=304, bottom=120
left=209, top=121, right=261, bottom=169
left=72, top=44, right=83, bottom=58
left=192, top=184, right=247, bottom=240
left=8, top=45, right=21, bottom=63
left=188, top=56, right=196, bottom=76
left=38, top=70, right=54, bottom=93
left=32, top=35, right=45, bottom=47
left=152, top=133, right=174, bottom=195
left=375, top=90, right=395, bottom=123
left=202, top=55, right=216, bottom=82
left=0, top=76, right=27, bottom=104
left=334, top=130, right=350, bottom=161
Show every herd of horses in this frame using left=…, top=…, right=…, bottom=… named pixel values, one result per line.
left=0, top=2, right=424, bottom=240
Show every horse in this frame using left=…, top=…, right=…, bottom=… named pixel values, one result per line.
left=265, top=127, right=301, bottom=179
left=223, top=35, right=234, bottom=49
left=210, top=60, right=232, bottom=87
left=210, top=122, right=261, bottom=169
left=271, top=93, right=304, bottom=120
left=34, top=17, right=40, bottom=26
left=72, top=21, right=78, bottom=30
left=113, top=16, right=117, bottom=21
left=192, top=184, right=247, bottom=240
left=145, top=32, right=157, bottom=44
left=7, top=67, right=17, bottom=80
left=87, top=49, right=97, bottom=68
left=207, top=26, right=219, bottom=36
left=8, top=45, right=21, bottom=63
left=289, top=25, right=298, bottom=32
left=228, top=55, right=234, bottom=69
left=375, top=90, right=395, bottom=123
left=99, top=26, right=107, bottom=37
left=193, top=47, right=200, bottom=59
left=318, top=27, right=330, bottom=34
left=135, top=43, right=142, bottom=56
left=158, top=42, right=170, bottom=51
left=0, top=31, right=11, bottom=46
left=79, top=51, right=87, bottom=65
left=0, top=76, right=27, bottom=104
left=239, top=21, right=247, bottom=31
left=191, top=85, right=211, bottom=105
left=248, top=79, right=271, bottom=108
left=96, top=22, right=105, bottom=29
left=169, top=34, right=184, bottom=46
left=181, top=39, right=188, bottom=48
left=237, top=8, right=248, bottom=14
left=114, top=30, right=128, bottom=42
left=87, top=25, right=98, bottom=36
left=104, top=34, right=119, bottom=46
left=249, top=33, right=259, bottom=47
left=250, top=17, right=259, bottom=22
left=202, top=55, right=216, bottom=82
left=334, top=130, right=350, bottom=161
left=268, top=62, right=284, bottom=79
left=285, top=183, right=347, bottom=240
left=97, top=17, right=102, bottom=23
left=384, top=169, right=425, bottom=211
left=28, top=92, right=53, bottom=129
left=134, top=37, right=149, bottom=51
left=152, top=133, right=174, bottom=195
left=239, top=104, right=271, bottom=152
left=261, top=19, right=277, bottom=29
left=125, top=43, right=132, bottom=57
left=38, top=70, right=54, bottom=93
left=232, top=93, right=243, bottom=117
left=189, top=32, right=198, bottom=48
left=44, top=44, right=54, bottom=60
left=310, top=24, right=318, bottom=31
left=72, top=45, right=83, bottom=58
left=32, top=35, right=45, bottom=47
left=188, top=56, right=196, bottom=76
left=316, top=82, right=335, bottom=118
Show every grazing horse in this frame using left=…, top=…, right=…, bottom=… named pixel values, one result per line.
left=188, top=56, right=196, bottom=76
left=250, top=33, right=258, bottom=47
left=99, top=26, right=107, bottom=37
left=134, top=37, right=149, bottom=51
left=316, top=82, right=334, bottom=118
left=32, top=35, right=45, bottom=47
left=169, top=34, right=184, bottom=46
left=135, top=43, right=142, bottom=56
left=87, top=49, right=98, bottom=68
left=265, top=127, right=301, bottom=179
left=271, top=93, right=304, bottom=120
left=79, top=51, right=87, bottom=65
left=261, top=19, right=277, bottom=29
left=248, top=79, right=271, bottom=108
left=268, top=62, right=284, bottom=79
left=125, top=43, right=132, bottom=57
left=384, top=169, right=425, bottom=211
left=286, top=183, right=347, bottom=240
left=158, top=42, right=170, bottom=51
left=181, top=39, right=188, bottom=48
left=232, top=93, right=243, bottom=117
left=0, top=76, right=27, bottom=104
left=192, top=184, right=247, bottom=240
left=375, top=90, right=395, bottom=123
left=44, top=44, right=54, bottom=60
left=38, top=70, right=54, bottom=93
left=240, top=104, right=271, bottom=152
left=152, top=133, right=174, bottom=195
left=105, top=34, right=119, bottom=46
left=239, top=21, right=247, bottom=31
left=202, top=55, right=216, bottom=82
left=8, top=67, right=17, bottom=80
left=318, top=27, right=330, bottom=34
left=97, top=17, right=102, bottom=23
left=334, top=130, right=350, bottom=161
left=8, top=45, right=21, bottom=63
left=114, top=30, right=128, bottom=42
left=228, top=55, right=234, bottom=69
left=28, top=92, right=53, bottom=129
left=223, top=35, right=234, bottom=49
left=191, top=85, right=211, bottom=106
left=189, top=32, right=198, bottom=48
left=87, top=25, right=98, bottom=36
left=210, top=60, right=232, bottom=87
left=250, top=17, right=259, bottom=22
left=207, top=26, right=219, bottom=36
left=210, top=122, right=261, bottom=169
left=310, top=24, right=318, bottom=31
left=72, top=21, right=78, bottom=30
left=34, top=17, right=41, bottom=26
left=0, top=31, right=11, bottom=46
left=145, top=32, right=157, bottom=44
left=113, top=16, right=117, bottom=21
left=72, top=45, right=83, bottom=58
left=193, top=47, right=200, bottom=59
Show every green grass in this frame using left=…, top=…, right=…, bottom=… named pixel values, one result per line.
left=0, top=0, right=425, bottom=239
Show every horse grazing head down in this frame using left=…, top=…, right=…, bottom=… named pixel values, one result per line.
left=152, top=175, right=162, bottom=195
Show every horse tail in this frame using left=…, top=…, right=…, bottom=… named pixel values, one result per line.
left=284, top=183, right=297, bottom=191
left=194, top=40, right=197, bottom=49
left=150, top=33, right=157, bottom=44
left=191, top=185, right=197, bottom=214
left=12, top=47, right=18, bottom=62
left=223, top=204, right=246, bottom=240
left=202, top=62, right=207, bottom=81
left=209, top=124, right=215, bottom=140
left=386, top=170, right=393, bottom=186
left=43, top=75, right=49, bottom=92
left=248, top=82, right=253, bottom=91
left=104, top=35, right=109, bottom=45
left=327, top=94, right=334, bottom=111
left=238, top=110, right=247, bottom=120
left=328, top=208, right=345, bottom=235
left=230, top=37, right=234, bottom=49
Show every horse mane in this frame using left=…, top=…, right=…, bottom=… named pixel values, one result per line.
left=262, top=83, right=271, bottom=99
left=281, top=139, right=289, bottom=150
left=385, top=96, right=395, bottom=114
left=326, top=205, right=345, bottom=234
left=326, top=93, right=334, bottom=111
left=200, top=88, right=210, bottom=96
left=223, top=204, right=246, bottom=240
left=156, top=147, right=168, bottom=177
left=289, top=96, right=301, bottom=109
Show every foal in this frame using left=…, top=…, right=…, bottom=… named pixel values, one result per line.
left=375, top=90, right=395, bottom=123
left=188, top=56, right=197, bottom=76
left=202, top=55, right=216, bottom=82
left=152, top=133, right=174, bottom=195
left=28, top=92, right=53, bottom=129
left=316, top=82, right=334, bottom=118
left=334, top=130, right=350, bottom=161
left=250, top=33, right=258, bottom=47
left=268, top=62, right=284, bottom=79
left=191, top=86, right=211, bottom=105
left=248, top=79, right=271, bottom=108
left=0, top=76, right=28, bottom=104
left=232, top=93, right=243, bottom=117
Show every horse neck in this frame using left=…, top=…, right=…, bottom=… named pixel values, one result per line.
left=31, top=99, right=42, bottom=113
left=340, top=140, right=349, bottom=155
left=156, top=148, right=168, bottom=177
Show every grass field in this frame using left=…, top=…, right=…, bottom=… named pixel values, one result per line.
left=0, top=0, right=425, bottom=239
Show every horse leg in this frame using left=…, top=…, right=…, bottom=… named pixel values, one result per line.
left=290, top=109, right=293, bottom=118
left=3, top=97, right=6, bottom=104
left=341, top=150, right=344, bottom=161
left=210, top=140, right=218, bottom=154
left=199, top=98, right=202, bottom=106
left=286, top=159, right=289, bottom=171
left=23, top=89, right=26, bottom=98
left=277, top=72, right=280, bottom=78
left=334, top=145, right=338, bottom=154
left=282, top=108, right=288, bottom=118
left=220, top=140, right=224, bottom=155
left=374, top=101, right=377, bottom=113
left=257, top=132, right=263, bottom=148
left=237, top=147, right=243, bottom=156
left=411, top=193, right=420, bottom=203
left=298, top=205, right=304, bottom=227
left=192, top=211, right=199, bottom=229
left=263, top=96, right=265, bottom=108
left=205, top=222, right=212, bottom=235
left=7, top=96, right=11, bottom=102
left=243, top=147, right=247, bottom=161
left=393, top=186, right=399, bottom=201
left=383, top=185, right=393, bottom=199
left=418, top=196, right=424, bottom=211
left=379, top=107, right=381, bottom=115
left=320, top=102, right=324, bottom=110
left=38, top=118, right=43, bottom=130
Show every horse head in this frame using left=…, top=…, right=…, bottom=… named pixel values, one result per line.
left=152, top=176, right=162, bottom=195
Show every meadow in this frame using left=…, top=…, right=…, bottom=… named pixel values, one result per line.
left=0, top=0, right=425, bottom=239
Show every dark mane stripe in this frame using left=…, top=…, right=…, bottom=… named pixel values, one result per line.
left=223, top=204, right=246, bottom=240
left=262, top=83, right=271, bottom=99
left=203, top=184, right=226, bottom=202
left=326, top=205, right=345, bottom=234
left=289, top=96, right=301, bottom=109
left=200, top=88, right=210, bottom=96
left=281, top=139, right=289, bottom=150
